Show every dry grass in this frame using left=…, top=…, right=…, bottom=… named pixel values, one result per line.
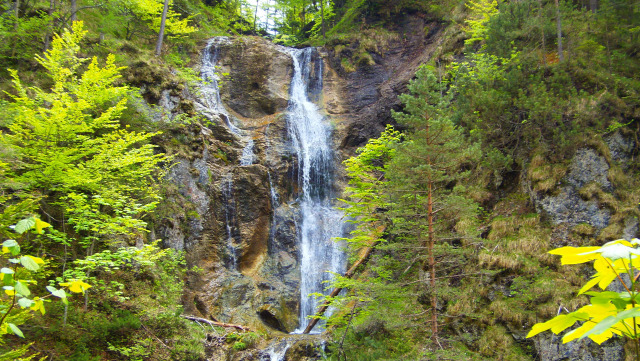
left=509, top=231, right=548, bottom=256
left=478, top=251, right=522, bottom=270
left=608, top=165, right=629, bottom=188
left=578, top=182, right=601, bottom=199
left=572, top=223, right=595, bottom=236
left=455, top=216, right=479, bottom=236
left=579, top=182, right=621, bottom=212
left=466, top=184, right=493, bottom=203
left=477, top=326, right=518, bottom=359
left=488, top=216, right=518, bottom=241
left=598, top=222, right=623, bottom=242
left=358, top=29, right=399, bottom=55
left=489, top=299, right=533, bottom=325
left=528, top=162, right=568, bottom=193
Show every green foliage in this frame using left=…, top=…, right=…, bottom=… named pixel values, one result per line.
left=464, top=0, right=499, bottom=46
left=107, top=338, right=153, bottom=361
left=339, top=125, right=400, bottom=250
left=232, top=341, right=247, bottom=350
left=2, top=21, right=166, bottom=251
left=325, top=66, right=483, bottom=357
left=109, top=0, right=197, bottom=39
left=0, top=216, right=91, bottom=358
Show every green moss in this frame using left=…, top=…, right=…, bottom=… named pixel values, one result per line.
left=341, top=57, right=356, bottom=73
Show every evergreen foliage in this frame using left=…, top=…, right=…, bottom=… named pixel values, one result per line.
left=323, top=66, right=483, bottom=359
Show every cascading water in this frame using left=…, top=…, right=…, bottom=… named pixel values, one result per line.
left=260, top=340, right=291, bottom=361
left=221, top=173, right=239, bottom=269
left=201, top=37, right=255, bottom=166
left=200, top=38, right=258, bottom=271
left=239, top=139, right=255, bottom=166
left=284, top=48, right=347, bottom=333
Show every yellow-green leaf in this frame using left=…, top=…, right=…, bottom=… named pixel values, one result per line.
left=578, top=277, right=601, bottom=295
left=60, top=279, right=92, bottom=294
left=549, top=246, right=600, bottom=264
left=34, top=218, right=51, bottom=234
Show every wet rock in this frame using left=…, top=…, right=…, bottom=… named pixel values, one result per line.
left=257, top=304, right=288, bottom=333
left=258, top=335, right=325, bottom=361
left=161, top=150, right=211, bottom=251
left=623, top=216, right=639, bottom=240
left=285, top=338, right=324, bottom=361
left=216, top=37, right=292, bottom=118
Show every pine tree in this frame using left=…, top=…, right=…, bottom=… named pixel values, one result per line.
left=387, top=65, right=481, bottom=342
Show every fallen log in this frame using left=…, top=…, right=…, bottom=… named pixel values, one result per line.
left=302, top=239, right=380, bottom=334
left=182, top=315, right=252, bottom=332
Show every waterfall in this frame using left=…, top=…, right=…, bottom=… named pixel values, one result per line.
left=239, top=139, right=255, bottom=166
left=284, top=48, right=346, bottom=333
left=221, top=173, right=238, bottom=269
left=260, top=338, right=293, bottom=361
left=201, top=37, right=255, bottom=166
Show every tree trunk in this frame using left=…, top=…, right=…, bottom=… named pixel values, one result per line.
left=320, top=0, right=325, bottom=41
left=554, top=0, right=564, bottom=62
left=427, top=180, right=438, bottom=340
left=253, top=0, right=259, bottom=32
left=182, top=315, right=252, bottom=331
left=302, top=239, right=381, bottom=334
left=301, top=0, right=306, bottom=32
left=538, top=0, right=546, bottom=65
left=13, top=0, right=20, bottom=31
left=43, top=0, right=55, bottom=51
left=11, top=0, right=20, bottom=57
left=589, top=0, right=597, bottom=13
left=264, top=0, right=270, bottom=32
left=70, top=0, right=77, bottom=22
left=155, top=0, right=170, bottom=56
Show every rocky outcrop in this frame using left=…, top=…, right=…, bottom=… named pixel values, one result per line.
left=153, top=36, right=318, bottom=334
left=217, top=37, right=292, bottom=119
left=323, top=16, right=447, bottom=150
left=533, top=148, right=612, bottom=231
left=526, top=132, right=638, bottom=361
left=534, top=334, right=624, bottom=361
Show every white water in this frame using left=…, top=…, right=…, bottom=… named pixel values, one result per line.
left=200, top=38, right=260, bottom=270
left=201, top=37, right=255, bottom=166
left=284, top=48, right=346, bottom=333
left=239, top=138, right=255, bottom=166
left=260, top=338, right=292, bottom=361
left=221, top=173, right=238, bottom=269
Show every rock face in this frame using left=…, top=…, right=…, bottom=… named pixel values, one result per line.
left=534, top=334, right=624, bottom=361
left=527, top=136, right=637, bottom=361
left=154, top=36, right=345, bottom=334
left=533, top=148, right=612, bottom=231
left=324, top=16, right=447, bottom=150
left=166, top=37, right=303, bottom=333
